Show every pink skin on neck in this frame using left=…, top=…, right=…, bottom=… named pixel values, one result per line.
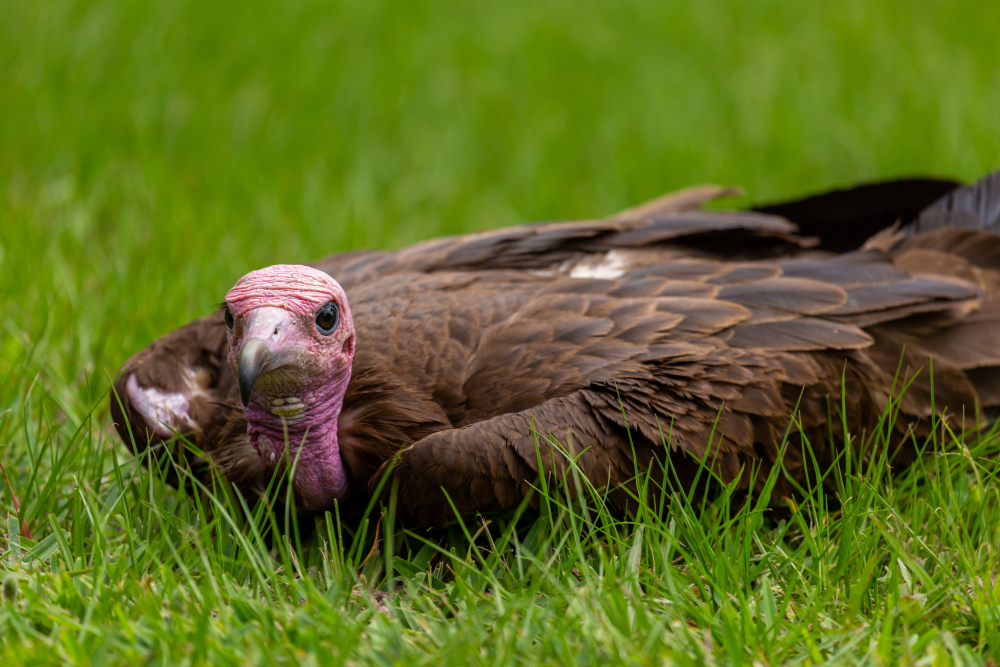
left=225, top=265, right=355, bottom=510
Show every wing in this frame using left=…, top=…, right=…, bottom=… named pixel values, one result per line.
left=367, top=172, right=1000, bottom=525
left=369, top=249, right=988, bottom=526
left=375, top=345, right=796, bottom=527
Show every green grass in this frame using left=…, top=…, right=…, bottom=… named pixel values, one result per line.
left=2, top=0, right=999, bottom=663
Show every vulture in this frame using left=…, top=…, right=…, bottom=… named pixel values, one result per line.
left=112, top=170, right=1000, bottom=527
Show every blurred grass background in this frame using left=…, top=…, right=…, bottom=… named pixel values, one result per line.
left=1, top=0, right=998, bottom=389
left=2, top=2, right=1000, bottom=663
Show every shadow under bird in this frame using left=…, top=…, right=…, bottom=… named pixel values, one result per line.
left=112, top=170, right=1000, bottom=526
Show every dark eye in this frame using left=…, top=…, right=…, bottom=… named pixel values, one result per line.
left=224, top=305, right=234, bottom=331
left=315, top=301, right=339, bottom=335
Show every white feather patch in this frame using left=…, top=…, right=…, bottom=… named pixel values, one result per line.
left=125, top=371, right=203, bottom=438
left=569, top=250, right=630, bottom=279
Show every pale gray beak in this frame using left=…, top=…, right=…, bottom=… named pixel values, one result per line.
left=238, top=338, right=273, bottom=406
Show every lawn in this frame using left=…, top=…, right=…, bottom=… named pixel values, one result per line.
left=2, top=0, right=999, bottom=663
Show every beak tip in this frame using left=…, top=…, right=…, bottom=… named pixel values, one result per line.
left=237, top=338, right=273, bottom=409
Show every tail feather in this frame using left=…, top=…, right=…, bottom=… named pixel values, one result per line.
left=753, top=177, right=960, bottom=252
left=906, top=169, right=1000, bottom=234
left=882, top=168, right=1000, bottom=412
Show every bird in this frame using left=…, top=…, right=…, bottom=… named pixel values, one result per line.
left=111, top=170, right=1000, bottom=527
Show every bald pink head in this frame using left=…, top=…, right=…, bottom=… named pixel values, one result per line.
left=224, top=265, right=356, bottom=510
left=227, top=265, right=350, bottom=319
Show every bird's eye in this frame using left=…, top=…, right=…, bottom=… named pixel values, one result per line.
left=315, top=301, right=340, bottom=335
left=224, top=305, right=235, bottom=331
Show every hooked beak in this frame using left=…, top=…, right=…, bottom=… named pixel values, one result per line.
left=238, top=338, right=273, bottom=406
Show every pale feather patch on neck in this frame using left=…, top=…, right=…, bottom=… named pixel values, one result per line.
left=568, top=250, right=631, bottom=279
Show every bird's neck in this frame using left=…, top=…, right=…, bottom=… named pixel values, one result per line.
left=242, top=368, right=352, bottom=510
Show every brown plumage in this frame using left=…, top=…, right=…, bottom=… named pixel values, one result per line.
left=111, top=171, right=1000, bottom=526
